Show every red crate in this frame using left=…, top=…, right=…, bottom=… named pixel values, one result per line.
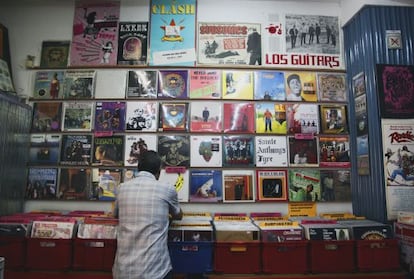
left=261, top=240, right=309, bottom=274
left=309, top=240, right=355, bottom=273
left=25, top=238, right=72, bottom=270
left=72, top=238, right=116, bottom=271
left=0, top=236, right=26, bottom=269
left=214, top=242, right=261, bottom=274
left=356, top=239, right=401, bottom=272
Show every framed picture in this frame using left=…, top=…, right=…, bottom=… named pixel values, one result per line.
left=376, top=64, right=414, bottom=118
left=319, top=104, right=348, bottom=134
left=223, top=170, right=255, bottom=203
left=256, top=170, right=287, bottom=202
left=40, top=41, right=70, bottom=68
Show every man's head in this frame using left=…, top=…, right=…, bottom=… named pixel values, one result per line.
left=306, top=184, right=314, bottom=192
left=138, top=150, right=161, bottom=179
left=287, top=74, right=302, bottom=95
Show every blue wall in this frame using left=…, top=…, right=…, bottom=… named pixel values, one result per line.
left=343, top=5, right=414, bottom=222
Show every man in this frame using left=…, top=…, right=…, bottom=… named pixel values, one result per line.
left=286, top=73, right=303, bottom=101
left=112, top=150, right=183, bottom=279
left=288, top=24, right=298, bottom=49
left=246, top=28, right=261, bottom=65
left=263, top=108, right=273, bottom=132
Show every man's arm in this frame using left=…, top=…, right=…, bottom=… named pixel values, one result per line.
left=170, top=207, right=183, bottom=221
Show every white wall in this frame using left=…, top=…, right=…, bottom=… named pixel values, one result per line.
left=1, top=0, right=411, bottom=215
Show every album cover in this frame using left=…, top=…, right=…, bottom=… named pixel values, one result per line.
left=376, top=64, right=414, bottom=118
left=70, top=1, right=120, bottom=66
left=63, top=70, right=96, bottom=99
left=320, top=170, right=352, bottom=202
left=158, top=70, right=189, bottom=99
left=223, top=170, right=255, bottom=203
left=60, top=134, right=92, bottom=166
left=33, top=70, right=65, bottom=99
left=123, top=168, right=139, bottom=182
left=319, top=136, right=351, bottom=168
left=352, top=71, right=366, bottom=98
left=189, top=69, right=222, bottom=99
left=288, top=136, right=318, bottom=167
left=255, top=136, right=288, bottom=167
left=31, top=102, right=62, bottom=133
left=31, top=220, right=75, bottom=239
left=117, top=21, right=148, bottom=65
left=148, top=0, right=196, bottom=66
left=126, top=70, right=158, bottom=98
left=355, top=94, right=368, bottom=137
left=94, top=101, right=126, bottom=133
left=190, top=101, right=222, bottom=132
left=256, top=170, right=288, bottom=201
left=94, top=69, right=127, bottom=99
left=288, top=168, right=320, bottom=202
left=58, top=168, right=92, bottom=200
left=28, top=134, right=60, bottom=165
left=26, top=167, right=58, bottom=200
left=190, top=135, right=222, bottom=167
left=159, top=102, right=189, bottom=131
left=62, top=101, right=93, bottom=132
left=189, top=169, right=223, bottom=203
left=222, top=70, right=254, bottom=100
left=254, top=70, right=285, bottom=101
left=91, top=168, right=122, bottom=201
left=125, top=101, right=158, bottom=132
left=40, top=40, right=70, bottom=68
left=286, top=103, right=319, bottom=134
left=222, top=135, right=254, bottom=167
left=158, top=135, right=190, bottom=168
left=124, top=134, right=157, bottom=167
left=222, top=102, right=255, bottom=133
left=197, top=22, right=261, bottom=66
left=319, top=104, right=348, bottom=134
left=92, top=135, right=124, bottom=166
left=317, top=72, right=347, bottom=102
left=285, top=71, right=317, bottom=102
left=0, top=58, right=14, bottom=93
left=159, top=169, right=190, bottom=202
left=255, top=103, right=287, bottom=134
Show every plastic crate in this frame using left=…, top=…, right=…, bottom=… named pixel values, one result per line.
left=72, top=238, right=116, bottom=271
left=356, top=239, right=401, bottom=272
left=0, top=236, right=26, bottom=269
left=261, top=240, right=309, bottom=274
left=309, top=240, right=355, bottom=273
left=25, top=238, right=72, bottom=270
left=214, top=242, right=261, bottom=274
left=169, top=241, right=213, bottom=274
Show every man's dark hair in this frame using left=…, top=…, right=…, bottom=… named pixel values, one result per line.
left=287, top=74, right=300, bottom=85
left=138, top=150, right=161, bottom=175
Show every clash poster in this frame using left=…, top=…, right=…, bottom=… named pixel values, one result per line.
left=382, top=119, right=414, bottom=220
left=262, top=14, right=343, bottom=69
left=70, top=1, right=120, bottom=66
left=377, top=64, right=414, bottom=119
left=197, top=22, right=261, bottom=66
left=149, top=0, right=197, bottom=66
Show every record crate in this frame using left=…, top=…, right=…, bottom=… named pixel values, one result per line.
left=214, top=242, right=261, bottom=274
left=169, top=241, right=213, bottom=274
left=0, top=236, right=26, bottom=269
left=309, top=240, right=356, bottom=273
left=356, top=239, right=401, bottom=272
left=25, top=238, right=73, bottom=270
left=72, top=238, right=117, bottom=271
left=261, top=240, right=309, bottom=274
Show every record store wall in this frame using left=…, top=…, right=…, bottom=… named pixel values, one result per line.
left=343, top=5, right=414, bottom=223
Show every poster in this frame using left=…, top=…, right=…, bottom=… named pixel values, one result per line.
left=262, top=14, right=343, bottom=69
left=149, top=0, right=197, bottom=66
left=377, top=64, right=414, bottom=119
left=382, top=119, right=414, bottom=220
